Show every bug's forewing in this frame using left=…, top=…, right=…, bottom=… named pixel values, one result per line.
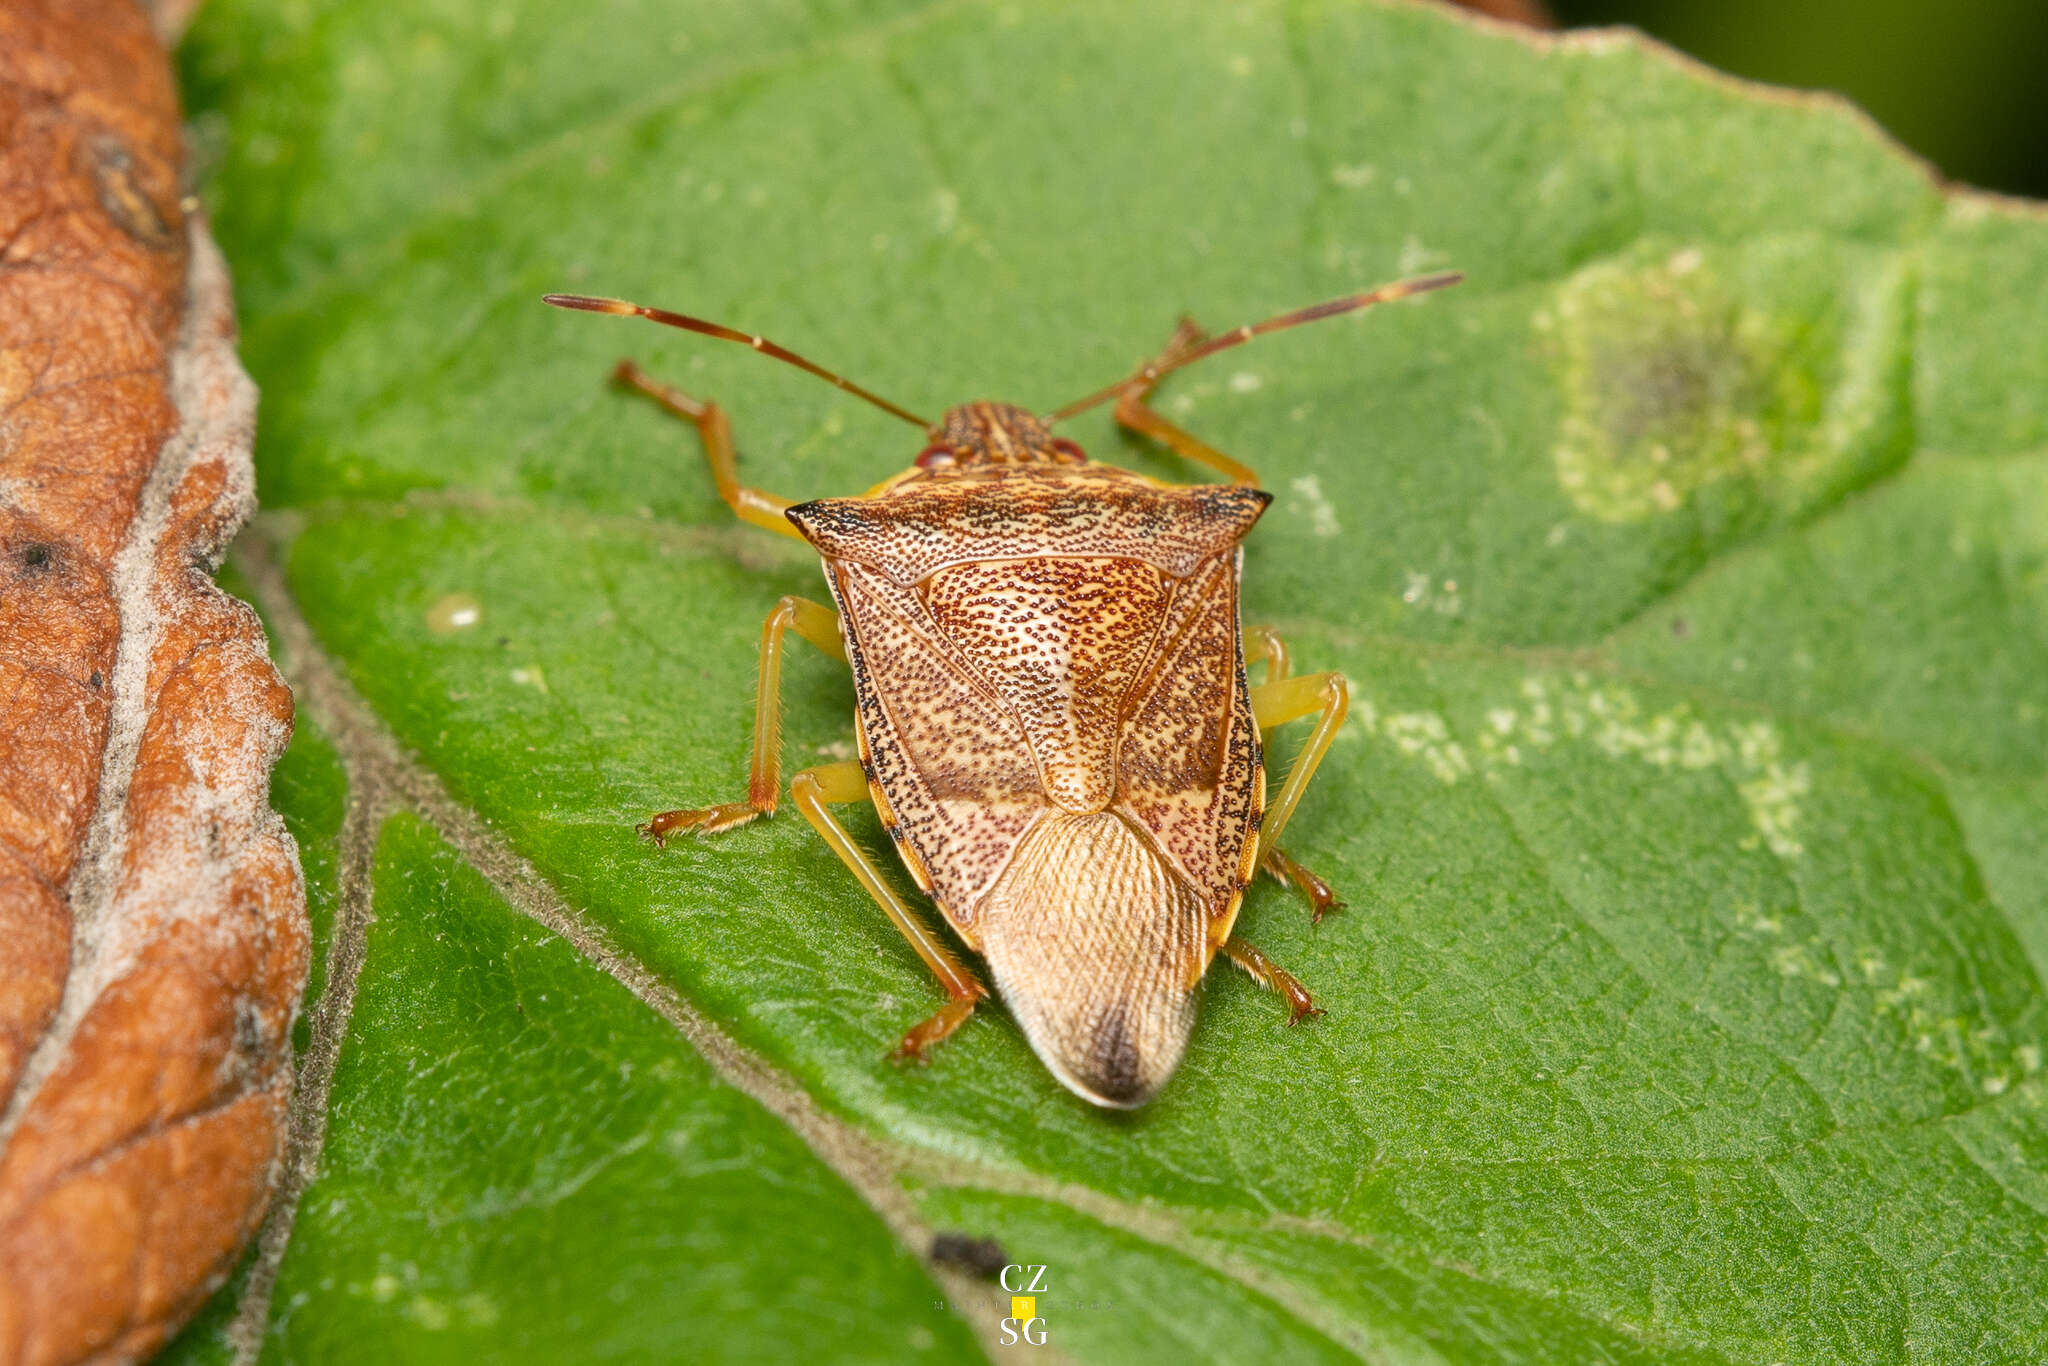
left=1114, top=549, right=1264, bottom=925
left=828, top=559, right=1048, bottom=910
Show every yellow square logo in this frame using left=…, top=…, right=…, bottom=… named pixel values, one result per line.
left=1011, top=1295, right=1036, bottom=1321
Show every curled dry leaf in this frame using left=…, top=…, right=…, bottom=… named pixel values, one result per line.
left=0, top=3, right=305, bottom=1364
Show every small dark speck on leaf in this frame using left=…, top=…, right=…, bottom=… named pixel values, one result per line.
left=87, top=671, right=101, bottom=689
left=929, top=1232, right=1007, bottom=1279
left=1670, top=616, right=1690, bottom=638
left=21, top=544, right=51, bottom=570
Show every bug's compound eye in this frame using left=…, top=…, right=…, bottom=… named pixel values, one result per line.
left=1050, top=438, right=1086, bottom=463
left=915, top=444, right=958, bottom=469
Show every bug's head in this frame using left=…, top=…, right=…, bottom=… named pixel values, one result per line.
left=916, top=402, right=1088, bottom=472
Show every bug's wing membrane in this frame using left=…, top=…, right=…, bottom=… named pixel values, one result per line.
left=976, top=810, right=1206, bottom=1108
left=1116, top=551, right=1262, bottom=929
left=828, top=562, right=1046, bottom=922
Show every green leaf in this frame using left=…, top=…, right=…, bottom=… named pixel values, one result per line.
left=175, top=0, right=2048, bottom=1360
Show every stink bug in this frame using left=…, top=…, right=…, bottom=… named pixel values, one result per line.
left=546, top=274, right=1459, bottom=1108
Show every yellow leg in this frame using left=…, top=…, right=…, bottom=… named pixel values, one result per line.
left=1249, top=669, right=1350, bottom=920
left=1251, top=670, right=1349, bottom=849
left=790, top=761, right=989, bottom=1061
left=612, top=360, right=806, bottom=540
left=1243, top=623, right=1292, bottom=684
left=1221, top=937, right=1324, bottom=1024
left=641, top=596, right=844, bottom=842
left=1112, top=318, right=1262, bottom=486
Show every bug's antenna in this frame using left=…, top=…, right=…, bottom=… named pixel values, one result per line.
left=1046, top=272, right=1463, bottom=424
left=545, top=294, right=934, bottom=430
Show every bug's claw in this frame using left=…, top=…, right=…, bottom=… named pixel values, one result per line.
left=639, top=801, right=766, bottom=845
left=1277, top=995, right=1327, bottom=1023
left=1262, top=846, right=1345, bottom=923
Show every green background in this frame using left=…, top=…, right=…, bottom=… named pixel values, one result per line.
left=1551, top=0, right=2048, bottom=199
left=164, top=1, right=2048, bottom=1361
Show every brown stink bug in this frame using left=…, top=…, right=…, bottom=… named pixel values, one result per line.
left=545, top=273, right=1459, bottom=1107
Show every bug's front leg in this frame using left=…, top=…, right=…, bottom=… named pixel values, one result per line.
left=1112, top=318, right=1262, bottom=487
left=611, top=360, right=807, bottom=540
left=788, top=761, right=989, bottom=1062
left=1246, top=637, right=1348, bottom=922
left=641, top=595, right=845, bottom=842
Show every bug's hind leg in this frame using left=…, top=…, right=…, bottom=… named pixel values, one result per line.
left=1221, top=937, right=1324, bottom=1025
left=1259, top=847, right=1343, bottom=924
left=790, top=761, right=989, bottom=1061
left=1245, top=636, right=1347, bottom=921
left=641, top=596, right=845, bottom=842
left=1112, top=318, right=1262, bottom=487
left=611, top=360, right=806, bottom=540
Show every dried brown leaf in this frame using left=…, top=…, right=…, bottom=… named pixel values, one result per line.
left=0, top=4, right=305, bottom=1363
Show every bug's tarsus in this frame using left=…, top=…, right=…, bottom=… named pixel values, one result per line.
left=1222, top=936, right=1325, bottom=1024
left=1048, top=270, right=1463, bottom=423
left=544, top=293, right=934, bottom=429
left=639, top=802, right=766, bottom=844
left=1261, top=846, right=1344, bottom=923
left=890, top=989, right=986, bottom=1064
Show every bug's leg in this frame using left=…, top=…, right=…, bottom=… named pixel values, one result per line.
left=1243, top=623, right=1291, bottom=684
left=1112, top=318, right=1262, bottom=487
left=1221, top=936, right=1324, bottom=1024
left=1244, top=627, right=1337, bottom=916
left=641, top=596, right=845, bottom=843
left=1259, top=846, right=1342, bottom=923
left=1250, top=670, right=1351, bottom=922
left=611, top=360, right=806, bottom=541
left=789, top=761, right=989, bottom=1061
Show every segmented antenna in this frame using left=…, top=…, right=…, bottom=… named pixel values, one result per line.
left=1047, top=272, right=1463, bottom=424
left=544, top=294, right=934, bottom=429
